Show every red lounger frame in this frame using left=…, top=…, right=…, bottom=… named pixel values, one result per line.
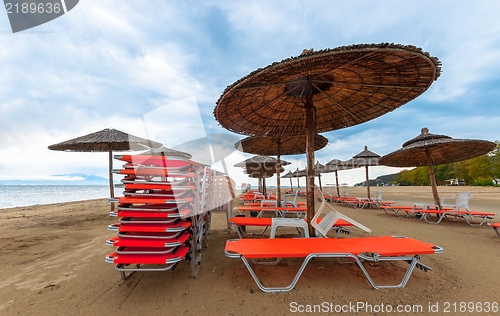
left=105, top=246, right=190, bottom=273
left=106, top=231, right=191, bottom=248
left=225, top=236, right=443, bottom=292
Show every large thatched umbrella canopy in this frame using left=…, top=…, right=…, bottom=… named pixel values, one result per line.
left=214, top=43, right=441, bottom=233
left=379, top=127, right=496, bottom=208
left=235, top=134, right=328, bottom=203
left=344, top=146, right=381, bottom=199
left=48, top=128, right=162, bottom=201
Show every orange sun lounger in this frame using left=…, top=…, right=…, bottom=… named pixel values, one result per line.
left=489, top=222, right=500, bottom=237
left=225, top=236, right=443, bottom=292
left=105, top=245, right=190, bottom=278
left=418, top=209, right=496, bottom=226
left=229, top=216, right=353, bottom=238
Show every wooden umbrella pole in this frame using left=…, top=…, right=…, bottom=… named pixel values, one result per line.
left=276, top=141, right=282, bottom=204
left=108, top=145, right=115, bottom=212
left=335, top=171, right=340, bottom=197
left=365, top=165, right=370, bottom=199
left=425, top=148, right=441, bottom=208
left=305, top=88, right=316, bottom=235
left=263, top=177, right=267, bottom=197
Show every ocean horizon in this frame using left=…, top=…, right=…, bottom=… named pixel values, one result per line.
left=0, top=185, right=123, bottom=209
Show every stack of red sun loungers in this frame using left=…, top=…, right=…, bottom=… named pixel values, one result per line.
left=105, top=154, right=214, bottom=280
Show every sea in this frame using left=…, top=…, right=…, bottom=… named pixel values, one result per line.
left=0, top=185, right=124, bottom=209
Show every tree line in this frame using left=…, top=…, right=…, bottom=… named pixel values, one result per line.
left=395, top=141, right=500, bottom=186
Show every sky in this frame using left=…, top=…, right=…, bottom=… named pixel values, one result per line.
left=1, top=0, right=500, bottom=189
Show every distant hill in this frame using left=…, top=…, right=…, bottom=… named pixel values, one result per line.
left=0, top=173, right=111, bottom=185
left=354, top=172, right=399, bottom=186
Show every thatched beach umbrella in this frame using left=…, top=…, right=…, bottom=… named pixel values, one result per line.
left=235, top=135, right=327, bottom=203
left=379, top=127, right=496, bottom=208
left=48, top=128, right=162, bottom=210
left=344, top=146, right=381, bottom=199
left=298, top=161, right=329, bottom=191
left=326, top=158, right=355, bottom=196
left=281, top=170, right=295, bottom=189
left=235, top=155, right=290, bottom=196
left=214, top=43, right=441, bottom=233
left=285, top=168, right=303, bottom=190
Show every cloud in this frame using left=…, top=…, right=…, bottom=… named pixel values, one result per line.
left=1, top=0, right=500, bottom=188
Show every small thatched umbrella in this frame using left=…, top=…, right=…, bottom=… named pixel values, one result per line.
left=281, top=170, right=295, bottom=189
left=285, top=168, right=303, bottom=190
left=298, top=161, right=329, bottom=191
left=48, top=128, right=162, bottom=210
left=235, top=135, right=328, bottom=203
left=344, top=146, right=380, bottom=199
left=235, top=155, right=290, bottom=196
left=379, top=127, right=496, bottom=208
left=325, top=158, right=355, bottom=196
left=214, top=43, right=441, bottom=233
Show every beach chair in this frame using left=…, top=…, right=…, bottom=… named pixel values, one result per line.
left=490, top=222, right=500, bottom=237
left=312, top=186, right=371, bottom=237
left=281, top=188, right=300, bottom=207
left=440, top=192, right=473, bottom=211
left=105, top=246, right=190, bottom=280
left=224, top=236, right=443, bottom=292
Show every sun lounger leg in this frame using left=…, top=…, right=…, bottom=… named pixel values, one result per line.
left=190, top=214, right=204, bottom=278
left=494, top=226, right=500, bottom=237
left=117, top=264, right=140, bottom=280
left=238, top=255, right=317, bottom=293
left=354, top=254, right=421, bottom=289
left=422, top=213, right=445, bottom=224
left=462, top=215, right=490, bottom=227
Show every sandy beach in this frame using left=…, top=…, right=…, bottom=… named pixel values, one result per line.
left=0, top=186, right=499, bottom=315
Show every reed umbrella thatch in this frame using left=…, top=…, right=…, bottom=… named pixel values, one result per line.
left=214, top=43, right=441, bottom=233
left=379, top=127, right=496, bottom=208
left=48, top=128, right=162, bottom=210
left=235, top=135, right=327, bottom=203
left=343, top=146, right=381, bottom=199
